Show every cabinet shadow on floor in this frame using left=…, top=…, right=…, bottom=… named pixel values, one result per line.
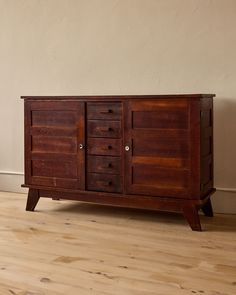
left=47, top=201, right=236, bottom=233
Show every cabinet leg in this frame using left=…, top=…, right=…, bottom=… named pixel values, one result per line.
left=26, top=189, right=40, bottom=211
left=201, top=198, right=213, bottom=217
left=183, top=205, right=202, bottom=231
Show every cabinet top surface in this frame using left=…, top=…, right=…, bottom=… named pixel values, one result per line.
left=21, top=94, right=215, bottom=100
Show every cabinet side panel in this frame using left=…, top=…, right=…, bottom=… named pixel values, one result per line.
left=189, top=100, right=201, bottom=199
left=24, top=100, right=32, bottom=185
left=200, top=98, right=214, bottom=197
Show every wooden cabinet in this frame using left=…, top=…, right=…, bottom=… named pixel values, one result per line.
left=22, top=94, right=215, bottom=231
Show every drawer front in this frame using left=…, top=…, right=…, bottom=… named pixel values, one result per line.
left=87, top=173, right=122, bottom=193
left=87, top=102, right=121, bottom=120
left=87, top=138, right=121, bottom=156
left=87, top=156, right=121, bottom=174
left=87, top=120, right=121, bottom=138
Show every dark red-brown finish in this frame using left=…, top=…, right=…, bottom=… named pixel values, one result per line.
left=87, top=173, right=122, bottom=193
left=87, top=120, right=121, bottom=138
left=22, top=94, right=215, bottom=231
left=87, top=102, right=122, bottom=120
left=87, top=138, right=121, bottom=156
left=87, top=156, right=121, bottom=175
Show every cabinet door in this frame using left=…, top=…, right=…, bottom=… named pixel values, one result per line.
left=25, top=100, right=85, bottom=190
left=124, top=99, right=193, bottom=198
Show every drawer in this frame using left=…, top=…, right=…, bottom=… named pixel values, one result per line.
left=87, top=138, right=121, bottom=156
left=87, top=156, right=121, bottom=174
left=87, top=102, right=121, bottom=120
left=87, top=120, right=121, bottom=138
left=87, top=173, right=122, bottom=193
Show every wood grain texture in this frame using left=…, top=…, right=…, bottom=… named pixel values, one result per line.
left=21, top=94, right=215, bottom=100
left=26, top=188, right=40, bottom=211
left=0, top=191, right=235, bottom=295
left=87, top=120, right=121, bottom=138
left=87, top=138, right=121, bottom=156
left=23, top=95, right=215, bottom=231
left=87, top=173, right=122, bottom=193
left=87, top=156, right=121, bottom=175
left=24, top=100, right=85, bottom=190
left=87, top=102, right=122, bottom=120
left=200, top=98, right=214, bottom=198
left=124, top=99, right=191, bottom=198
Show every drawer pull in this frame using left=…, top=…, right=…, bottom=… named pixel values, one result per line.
left=101, top=145, right=113, bottom=151
left=98, top=127, right=113, bottom=132
left=79, top=143, right=85, bottom=150
left=100, top=109, right=113, bottom=114
left=101, top=163, right=113, bottom=169
left=97, top=180, right=113, bottom=186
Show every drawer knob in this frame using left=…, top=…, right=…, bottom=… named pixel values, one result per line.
left=98, top=127, right=113, bottom=132
left=108, top=145, right=112, bottom=150
left=108, top=163, right=112, bottom=168
left=100, top=109, right=113, bottom=114
left=79, top=144, right=85, bottom=150
left=125, top=145, right=130, bottom=151
left=97, top=180, right=113, bottom=186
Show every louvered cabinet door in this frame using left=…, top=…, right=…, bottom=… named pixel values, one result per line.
left=124, top=99, right=199, bottom=199
left=24, top=100, right=85, bottom=190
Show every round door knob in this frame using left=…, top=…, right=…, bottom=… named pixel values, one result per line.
left=125, top=145, right=130, bottom=151
left=79, top=144, right=84, bottom=150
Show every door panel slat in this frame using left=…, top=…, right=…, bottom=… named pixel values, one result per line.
left=124, top=100, right=191, bottom=198
left=26, top=100, right=85, bottom=190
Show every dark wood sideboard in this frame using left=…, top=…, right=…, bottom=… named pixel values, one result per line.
left=22, top=94, right=215, bottom=231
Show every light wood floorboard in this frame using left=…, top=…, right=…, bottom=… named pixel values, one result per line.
left=0, top=191, right=236, bottom=295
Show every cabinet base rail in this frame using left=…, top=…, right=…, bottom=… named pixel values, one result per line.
left=24, top=186, right=215, bottom=231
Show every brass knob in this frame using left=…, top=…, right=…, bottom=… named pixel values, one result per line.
left=125, top=145, right=130, bottom=151
left=79, top=144, right=84, bottom=150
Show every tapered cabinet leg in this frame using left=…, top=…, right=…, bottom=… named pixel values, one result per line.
left=183, top=205, right=202, bottom=231
left=26, top=189, right=40, bottom=211
left=201, top=198, right=214, bottom=217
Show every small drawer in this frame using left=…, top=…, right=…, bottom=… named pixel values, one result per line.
left=87, top=156, right=121, bottom=174
left=87, top=138, right=121, bottom=156
left=87, top=102, right=121, bottom=120
left=87, top=173, right=122, bottom=193
left=87, top=120, right=121, bottom=138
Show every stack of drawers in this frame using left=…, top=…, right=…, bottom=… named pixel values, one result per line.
left=86, top=102, right=123, bottom=193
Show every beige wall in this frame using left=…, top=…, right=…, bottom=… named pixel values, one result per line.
left=0, top=0, right=235, bottom=212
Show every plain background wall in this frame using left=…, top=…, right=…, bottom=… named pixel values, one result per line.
left=0, top=0, right=235, bottom=213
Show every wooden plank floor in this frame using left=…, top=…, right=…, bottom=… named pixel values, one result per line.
left=0, top=192, right=236, bottom=295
